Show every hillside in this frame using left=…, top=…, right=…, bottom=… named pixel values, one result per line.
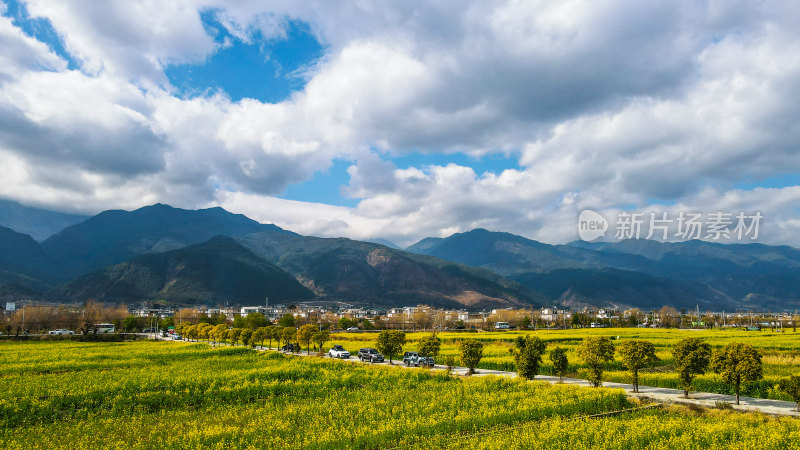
left=50, top=236, right=313, bottom=305
left=238, top=230, right=543, bottom=309
left=514, top=268, right=733, bottom=310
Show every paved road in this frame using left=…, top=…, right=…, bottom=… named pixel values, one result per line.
left=166, top=337, right=800, bottom=417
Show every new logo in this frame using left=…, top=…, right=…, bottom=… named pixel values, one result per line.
left=578, top=210, right=608, bottom=241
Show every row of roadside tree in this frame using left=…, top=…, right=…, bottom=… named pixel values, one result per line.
left=173, top=323, right=800, bottom=411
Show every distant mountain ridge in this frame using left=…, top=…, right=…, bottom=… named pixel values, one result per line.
left=0, top=199, right=88, bottom=241
left=406, top=228, right=800, bottom=310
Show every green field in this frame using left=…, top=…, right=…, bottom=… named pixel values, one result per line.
left=2, top=340, right=800, bottom=449
left=328, top=327, right=800, bottom=400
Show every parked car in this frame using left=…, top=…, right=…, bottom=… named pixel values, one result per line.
left=346, top=326, right=360, bottom=332
left=328, top=344, right=350, bottom=358
left=281, top=343, right=299, bottom=352
left=95, top=323, right=115, bottom=333
left=402, top=351, right=435, bottom=367
left=142, top=327, right=156, bottom=333
left=357, top=348, right=384, bottom=363
left=172, top=334, right=182, bottom=340
left=48, top=329, right=74, bottom=335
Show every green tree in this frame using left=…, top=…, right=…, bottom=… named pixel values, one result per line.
left=338, top=317, right=357, bottom=330
left=711, top=342, right=763, bottom=405
left=185, top=324, right=198, bottom=341
left=175, top=322, right=189, bottom=337
left=207, top=313, right=227, bottom=325
left=459, top=340, right=484, bottom=375
left=121, top=316, right=140, bottom=333
left=211, top=324, right=227, bottom=346
left=550, top=347, right=569, bottom=381
left=278, top=313, right=296, bottom=328
left=376, top=330, right=406, bottom=364
left=267, top=326, right=281, bottom=350
left=252, top=327, right=268, bottom=348
left=160, top=316, right=175, bottom=329
left=571, top=313, right=589, bottom=327
left=228, top=328, right=242, bottom=346
left=577, top=336, right=615, bottom=387
left=232, top=315, right=246, bottom=328
left=245, top=313, right=269, bottom=329
left=510, top=336, right=546, bottom=380
left=197, top=323, right=213, bottom=342
left=417, top=334, right=442, bottom=359
left=519, top=316, right=532, bottom=329
left=297, top=324, right=317, bottom=354
left=312, top=330, right=331, bottom=355
left=445, top=355, right=457, bottom=375
left=673, top=337, right=712, bottom=398
left=778, top=375, right=800, bottom=412
left=280, top=327, right=296, bottom=347
left=240, top=329, right=254, bottom=347
left=617, top=340, right=658, bottom=393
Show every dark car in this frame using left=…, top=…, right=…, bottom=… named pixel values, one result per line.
left=282, top=343, right=299, bottom=352
left=357, top=348, right=384, bottom=363
left=402, top=351, right=435, bottom=367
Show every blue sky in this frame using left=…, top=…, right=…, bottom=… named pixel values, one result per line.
left=1, top=1, right=800, bottom=246
left=4, top=0, right=76, bottom=68
left=166, top=14, right=324, bottom=104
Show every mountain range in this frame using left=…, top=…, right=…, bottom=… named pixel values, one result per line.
left=2, top=200, right=799, bottom=310
left=406, top=228, right=800, bottom=310
left=0, top=203, right=539, bottom=309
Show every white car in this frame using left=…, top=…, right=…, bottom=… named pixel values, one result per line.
left=346, top=326, right=359, bottom=332
left=328, top=345, right=350, bottom=358
left=48, top=329, right=74, bottom=335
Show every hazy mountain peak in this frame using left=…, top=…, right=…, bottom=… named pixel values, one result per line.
left=0, top=199, right=88, bottom=241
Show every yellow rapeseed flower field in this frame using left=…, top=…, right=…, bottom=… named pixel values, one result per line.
left=1, top=337, right=799, bottom=448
